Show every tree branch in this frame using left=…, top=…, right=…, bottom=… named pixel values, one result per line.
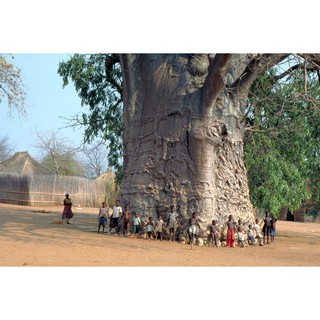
left=272, top=63, right=303, bottom=82
left=230, top=54, right=289, bottom=97
left=245, top=127, right=278, bottom=134
left=201, top=54, right=233, bottom=118
left=104, top=54, right=122, bottom=97
left=105, top=54, right=120, bottom=70
left=272, top=63, right=320, bottom=83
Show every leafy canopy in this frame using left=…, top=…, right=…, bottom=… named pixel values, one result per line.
left=57, top=54, right=123, bottom=183
left=245, top=64, right=320, bottom=215
left=41, top=152, right=84, bottom=176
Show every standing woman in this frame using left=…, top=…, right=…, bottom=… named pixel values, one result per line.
left=62, top=193, right=74, bottom=224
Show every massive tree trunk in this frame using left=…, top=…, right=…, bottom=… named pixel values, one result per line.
left=119, top=54, right=285, bottom=228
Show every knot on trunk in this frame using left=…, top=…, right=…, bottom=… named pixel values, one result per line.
left=189, top=119, right=226, bottom=147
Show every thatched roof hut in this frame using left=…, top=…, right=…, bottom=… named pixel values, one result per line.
left=0, top=152, right=52, bottom=176
left=94, top=170, right=119, bottom=206
left=0, top=152, right=112, bottom=207
left=279, top=205, right=306, bottom=222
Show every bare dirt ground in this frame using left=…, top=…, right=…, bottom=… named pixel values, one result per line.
left=1, top=203, right=320, bottom=266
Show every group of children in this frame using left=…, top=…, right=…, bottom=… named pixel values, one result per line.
left=97, top=200, right=278, bottom=247
left=224, top=211, right=277, bottom=248
left=97, top=200, right=165, bottom=240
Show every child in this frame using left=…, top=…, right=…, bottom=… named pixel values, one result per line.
left=167, top=205, right=179, bottom=241
left=132, top=212, right=141, bottom=238
left=237, top=218, right=245, bottom=247
left=145, top=216, right=155, bottom=240
left=98, top=201, right=108, bottom=233
left=270, top=214, right=278, bottom=244
left=262, top=211, right=271, bottom=244
left=225, top=215, right=235, bottom=247
left=187, top=212, right=202, bottom=246
left=119, top=205, right=131, bottom=236
left=207, top=220, right=219, bottom=247
left=247, top=224, right=256, bottom=246
left=155, top=216, right=164, bottom=241
left=254, top=218, right=264, bottom=246
left=109, top=199, right=122, bottom=234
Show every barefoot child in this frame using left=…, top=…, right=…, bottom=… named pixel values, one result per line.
left=225, top=215, right=235, bottom=247
left=167, top=205, right=179, bottom=241
left=145, top=216, right=155, bottom=240
left=237, top=218, right=245, bottom=247
left=262, top=211, right=271, bottom=244
left=109, top=200, right=122, bottom=234
left=155, top=216, right=164, bottom=241
left=119, top=205, right=131, bottom=236
left=247, top=224, right=256, bottom=246
left=187, top=212, right=202, bottom=246
left=98, top=201, right=109, bottom=233
left=270, top=214, right=278, bottom=244
left=254, top=218, right=264, bottom=246
left=207, top=220, right=219, bottom=247
left=132, top=212, right=141, bottom=238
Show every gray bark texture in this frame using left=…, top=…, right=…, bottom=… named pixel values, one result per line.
left=119, top=54, right=285, bottom=228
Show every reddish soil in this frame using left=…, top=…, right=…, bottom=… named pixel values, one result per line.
left=1, top=203, right=320, bottom=266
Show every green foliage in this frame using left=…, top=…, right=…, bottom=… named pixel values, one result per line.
left=245, top=67, right=320, bottom=216
left=41, top=152, right=84, bottom=177
left=57, top=54, right=123, bottom=184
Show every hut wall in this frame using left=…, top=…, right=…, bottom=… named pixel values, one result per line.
left=278, top=207, right=288, bottom=220
left=0, top=173, right=30, bottom=205
left=278, top=205, right=306, bottom=222
left=294, top=205, right=306, bottom=222
left=0, top=173, right=106, bottom=207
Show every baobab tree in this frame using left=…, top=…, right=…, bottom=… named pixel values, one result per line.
left=118, top=54, right=291, bottom=227
left=59, top=53, right=320, bottom=228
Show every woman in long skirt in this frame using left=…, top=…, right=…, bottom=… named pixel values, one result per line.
left=62, top=193, right=73, bottom=224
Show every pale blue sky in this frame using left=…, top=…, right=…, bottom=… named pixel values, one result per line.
left=0, top=54, right=85, bottom=160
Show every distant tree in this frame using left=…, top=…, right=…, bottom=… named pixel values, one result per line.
left=0, top=135, right=14, bottom=162
left=34, top=130, right=84, bottom=176
left=41, top=152, right=84, bottom=176
left=79, top=140, right=108, bottom=179
left=0, top=54, right=26, bottom=113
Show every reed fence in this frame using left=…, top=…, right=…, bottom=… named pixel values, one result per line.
left=0, top=173, right=111, bottom=207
